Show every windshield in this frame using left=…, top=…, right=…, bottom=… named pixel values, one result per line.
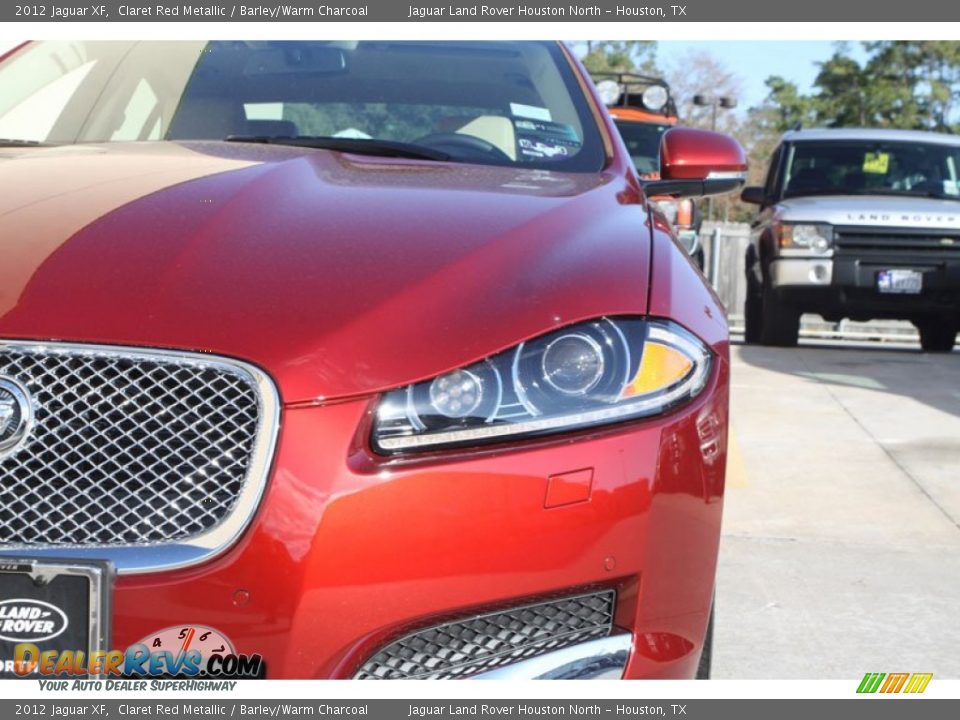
left=783, top=140, right=960, bottom=200
left=0, top=40, right=605, bottom=172
left=613, top=119, right=671, bottom=176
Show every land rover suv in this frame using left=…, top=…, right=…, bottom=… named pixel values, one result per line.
left=741, top=128, right=960, bottom=351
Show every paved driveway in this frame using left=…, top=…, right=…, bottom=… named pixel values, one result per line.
left=716, top=340, right=960, bottom=678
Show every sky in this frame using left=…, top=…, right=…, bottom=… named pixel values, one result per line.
left=657, top=40, right=869, bottom=110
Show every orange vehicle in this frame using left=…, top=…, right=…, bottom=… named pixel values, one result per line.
left=593, top=73, right=704, bottom=268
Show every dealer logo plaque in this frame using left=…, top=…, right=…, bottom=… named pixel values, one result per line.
left=0, top=598, right=69, bottom=643
left=0, top=377, right=33, bottom=458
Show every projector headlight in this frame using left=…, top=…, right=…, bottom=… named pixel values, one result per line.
left=372, top=318, right=712, bottom=454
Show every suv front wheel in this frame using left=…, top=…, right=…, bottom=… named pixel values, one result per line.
left=743, top=269, right=762, bottom=345
left=759, top=287, right=800, bottom=347
left=916, top=319, right=958, bottom=353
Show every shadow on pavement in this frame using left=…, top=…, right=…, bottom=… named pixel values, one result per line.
left=732, top=338, right=960, bottom=420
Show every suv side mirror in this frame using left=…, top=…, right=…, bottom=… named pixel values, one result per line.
left=642, top=128, right=747, bottom=199
left=740, top=186, right=766, bottom=205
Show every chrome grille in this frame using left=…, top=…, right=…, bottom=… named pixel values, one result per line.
left=355, top=590, right=616, bottom=680
left=0, top=341, right=277, bottom=569
left=835, top=226, right=960, bottom=257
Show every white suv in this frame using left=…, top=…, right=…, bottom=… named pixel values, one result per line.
left=741, top=128, right=960, bottom=351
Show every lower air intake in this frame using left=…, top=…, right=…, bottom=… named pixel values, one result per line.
left=354, top=589, right=616, bottom=680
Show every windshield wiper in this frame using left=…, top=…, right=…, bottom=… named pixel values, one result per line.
left=0, top=138, right=45, bottom=147
left=223, top=135, right=451, bottom=162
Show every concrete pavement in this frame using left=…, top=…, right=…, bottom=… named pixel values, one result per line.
left=715, top=339, right=960, bottom=678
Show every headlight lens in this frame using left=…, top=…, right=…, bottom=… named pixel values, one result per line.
left=642, top=85, right=669, bottom=112
left=372, top=318, right=712, bottom=454
left=778, top=223, right=833, bottom=253
left=595, top=79, right=622, bottom=106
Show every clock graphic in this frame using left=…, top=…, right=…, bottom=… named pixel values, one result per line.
left=139, top=624, right=235, bottom=658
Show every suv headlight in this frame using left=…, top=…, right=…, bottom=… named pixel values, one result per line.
left=777, top=223, right=833, bottom=254
left=372, top=318, right=712, bottom=454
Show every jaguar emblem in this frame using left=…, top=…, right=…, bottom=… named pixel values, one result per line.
left=0, top=378, right=33, bottom=457
left=0, top=397, right=14, bottom=435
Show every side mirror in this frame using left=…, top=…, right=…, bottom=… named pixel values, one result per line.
left=740, top=186, right=766, bottom=205
left=642, top=128, right=747, bottom=199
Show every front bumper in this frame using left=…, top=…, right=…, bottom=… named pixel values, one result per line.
left=769, top=257, right=834, bottom=288
left=769, top=253, right=960, bottom=319
left=20, top=360, right=728, bottom=680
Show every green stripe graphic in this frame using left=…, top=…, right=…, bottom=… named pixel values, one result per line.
left=857, top=672, right=885, bottom=693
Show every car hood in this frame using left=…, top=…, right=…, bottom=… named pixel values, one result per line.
left=778, top=195, right=960, bottom=229
left=0, top=142, right=649, bottom=402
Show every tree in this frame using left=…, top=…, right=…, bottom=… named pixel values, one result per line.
left=579, top=41, right=657, bottom=76
left=862, top=41, right=960, bottom=131
left=759, top=41, right=960, bottom=133
left=812, top=52, right=875, bottom=127
left=665, top=50, right=747, bottom=221
left=664, top=49, right=743, bottom=136
left=761, top=76, right=816, bottom=132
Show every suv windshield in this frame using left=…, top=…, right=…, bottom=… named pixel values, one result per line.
left=0, top=40, right=605, bottom=172
left=613, top=120, right=671, bottom=176
left=783, top=140, right=960, bottom=200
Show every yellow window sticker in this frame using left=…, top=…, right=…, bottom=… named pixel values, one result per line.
left=863, top=152, right=890, bottom=174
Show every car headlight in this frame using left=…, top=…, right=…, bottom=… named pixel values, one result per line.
left=372, top=318, right=712, bottom=454
left=777, top=223, right=833, bottom=254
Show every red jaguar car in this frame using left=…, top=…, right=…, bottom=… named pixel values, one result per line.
left=0, top=41, right=744, bottom=680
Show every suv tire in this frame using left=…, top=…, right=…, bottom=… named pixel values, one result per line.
left=743, top=273, right=762, bottom=345
left=917, top=321, right=957, bottom=353
left=760, top=287, right=800, bottom=347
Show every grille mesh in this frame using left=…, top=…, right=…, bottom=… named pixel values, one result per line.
left=354, top=590, right=616, bottom=680
left=835, top=227, right=960, bottom=256
left=0, top=344, right=264, bottom=547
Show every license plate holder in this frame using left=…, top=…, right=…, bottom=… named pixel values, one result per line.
left=877, top=269, right=923, bottom=294
left=0, top=558, right=112, bottom=678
